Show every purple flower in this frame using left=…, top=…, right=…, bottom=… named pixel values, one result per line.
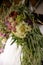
left=5, top=21, right=11, bottom=26
left=25, top=18, right=33, bottom=25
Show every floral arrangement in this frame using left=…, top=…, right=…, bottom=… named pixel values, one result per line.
left=0, top=2, right=43, bottom=65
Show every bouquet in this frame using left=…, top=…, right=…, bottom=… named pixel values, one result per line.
left=0, top=2, right=43, bottom=65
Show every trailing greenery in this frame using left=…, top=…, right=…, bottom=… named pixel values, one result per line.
left=12, top=24, right=43, bottom=65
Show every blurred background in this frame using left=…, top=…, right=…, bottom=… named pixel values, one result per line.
left=0, top=0, right=43, bottom=14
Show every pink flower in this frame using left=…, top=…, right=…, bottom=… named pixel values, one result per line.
left=0, top=48, right=4, bottom=54
left=5, top=21, right=12, bottom=31
left=5, top=21, right=11, bottom=26
left=0, top=32, right=4, bottom=37
left=8, top=26, right=12, bottom=30
left=0, top=32, right=7, bottom=38
left=12, top=26, right=16, bottom=32
left=0, top=33, right=2, bottom=37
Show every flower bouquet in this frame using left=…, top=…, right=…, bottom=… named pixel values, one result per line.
left=0, top=2, right=43, bottom=65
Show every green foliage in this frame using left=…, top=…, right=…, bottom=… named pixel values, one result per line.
left=12, top=24, right=43, bottom=65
